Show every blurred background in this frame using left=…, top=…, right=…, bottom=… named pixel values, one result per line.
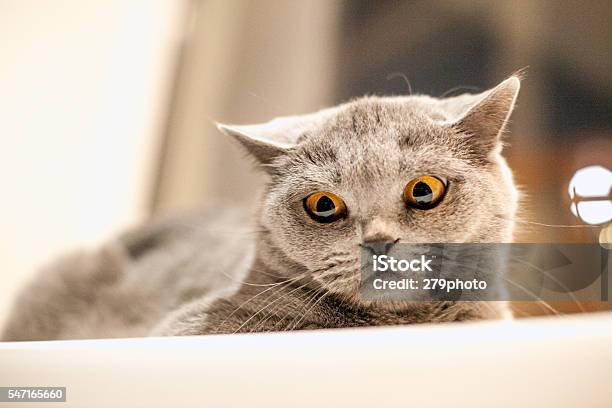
left=0, top=0, right=610, bottom=327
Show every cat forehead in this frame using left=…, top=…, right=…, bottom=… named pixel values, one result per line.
left=339, top=95, right=451, bottom=121
left=291, top=96, right=455, bottom=160
left=295, top=96, right=455, bottom=150
left=316, top=96, right=448, bottom=134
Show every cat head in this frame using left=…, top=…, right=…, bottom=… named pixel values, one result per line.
left=218, top=76, right=520, bottom=300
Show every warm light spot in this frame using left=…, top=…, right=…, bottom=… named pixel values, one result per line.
left=568, top=165, right=612, bottom=225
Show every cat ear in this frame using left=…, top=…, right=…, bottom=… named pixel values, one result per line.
left=450, top=76, right=521, bottom=157
left=217, top=108, right=338, bottom=165
left=216, top=122, right=294, bottom=165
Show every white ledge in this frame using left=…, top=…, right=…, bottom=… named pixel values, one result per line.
left=1, top=311, right=611, bottom=407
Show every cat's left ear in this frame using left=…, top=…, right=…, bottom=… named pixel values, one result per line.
left=450, top=76, right=521, bottom=158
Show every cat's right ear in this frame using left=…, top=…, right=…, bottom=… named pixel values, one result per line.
left=217, top=108, right=338, bottom=167
left=216, top=123, right=293, bottom=166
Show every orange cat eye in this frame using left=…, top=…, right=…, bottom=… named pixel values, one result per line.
left=304, top=192, right=347, bottom=223
left=403, top=176, right=447, bottom=209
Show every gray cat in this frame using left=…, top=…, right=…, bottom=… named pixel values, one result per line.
left=2, top=76, right=520, bottom=341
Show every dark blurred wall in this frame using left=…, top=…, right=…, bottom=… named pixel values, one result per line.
left=336, top=0, right=612, bottom=137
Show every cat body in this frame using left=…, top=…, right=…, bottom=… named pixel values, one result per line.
left=2, top=76, right=520, bottom=341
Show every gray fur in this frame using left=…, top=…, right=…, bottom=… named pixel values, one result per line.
left=2, top=77, right=520, bottom=341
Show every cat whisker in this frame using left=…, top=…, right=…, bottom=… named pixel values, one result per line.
left=233, top=280, right=314, bottom=334
left=252, top=286, right=320, bottom=331
left=216, top=272, right=310, bottom=332
left=285, top=289, right=329, bottom=331
left=493, top=214, right=601, bottom=229
left=252, top=286, right=320, bottom=333
left=509, top=256, right=586, bottom=313
left=218, top=267, right=302, bottom=287
left=501, top=276, right=560, bottom=316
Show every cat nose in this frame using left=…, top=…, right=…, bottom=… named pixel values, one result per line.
left=361, top=237, right=400, bottom=255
